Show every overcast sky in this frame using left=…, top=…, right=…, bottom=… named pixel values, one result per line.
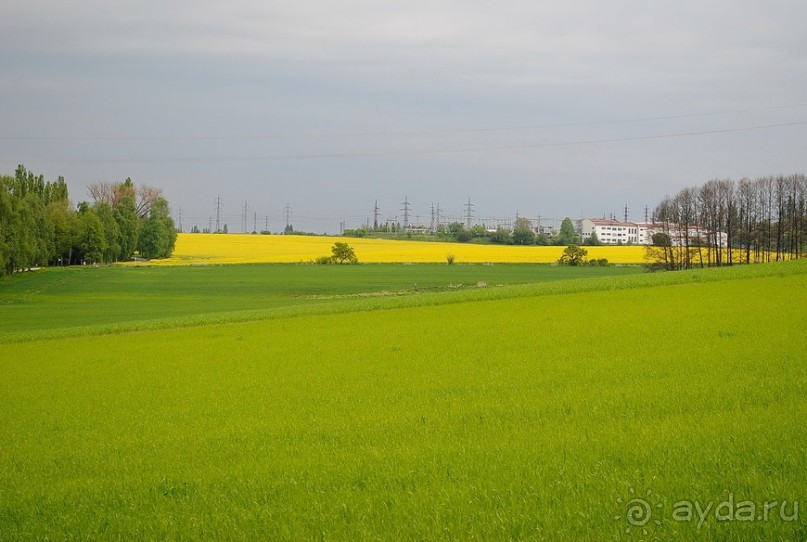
left=2, top=0, right=806, bottom=233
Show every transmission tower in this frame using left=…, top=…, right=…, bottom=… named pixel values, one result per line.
left=215, top=195, right=222, bottom=233
left=284, top=204, right=292, bottom=231
left=373, top=200, right=380, bottom=230
left=464, top=197, right=474, bottom=229
left=242, top=201, right=249, bottom=233
left=401, top=196, right=412, bottom=230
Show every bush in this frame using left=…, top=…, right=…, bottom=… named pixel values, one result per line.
left=446, top=253, right=456, bottom=265
left=455, top=230, right=472, bottom=243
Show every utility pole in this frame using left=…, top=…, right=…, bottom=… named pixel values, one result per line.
left=253, top=212, right=257, bottom=233
left=265, top=215, right=269, bottom=232
left=464, top=197, right=474, bottom=229
left=208, top=217, right=212, bottom=233
left=401, top=196, right=411, bottom=231
left=373, top=200, right=380, bottom=230
left=178, top=208, right=183, bottom=232
left=215, top=195, right=222, bottom=233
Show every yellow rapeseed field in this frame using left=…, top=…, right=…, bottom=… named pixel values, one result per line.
left=136, top=233, right=648, bottom=265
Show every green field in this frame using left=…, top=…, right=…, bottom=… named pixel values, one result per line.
left=1, top=261, right=806, bottom=540
left=0, top=263, right=641, bottom=340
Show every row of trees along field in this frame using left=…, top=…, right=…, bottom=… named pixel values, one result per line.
left=346, top=217, right=584, bottom=246
left=649, top=173, right=806, bottom=270
left=0, top=165, right=177, bottom=277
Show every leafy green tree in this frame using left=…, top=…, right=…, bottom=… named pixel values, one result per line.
left=331, top=242, right=358, bottom=264
left=584, top=231, right=601, bottom=246
left=511, top=217, right=535, bottom=245
left=77, top=203, right=106, bottom=264
left=0, top=176, right=13, bottom=274
left=535, top=232, right=551, bottom=246
left=652, top=232, right=671, bottom=247
left=46, top=200, right=73, bottom=265
left=470, top=225, right=488, bottom=238
left=455, top=229, right=472, bottom=242
left=137, top=218, right=162, bottom=259
left=5, top=192, right=48, bottom=272
left=558, top=244, right=588, bottom=266
left=114, top=195, right=139, bottom=261
left=556, top=217, right=579, bottom=245
left=137, top=198, right=176, bottom=259
left=94, top=202, right=122, bottom=262
left=490, top=227, right=513, bottom=245
left=447, top=222, right=464, bottom=235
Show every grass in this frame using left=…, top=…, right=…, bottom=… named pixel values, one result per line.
left=0, top=263, right=642, bottom=339
left=1, top=260, right=805, bottom=540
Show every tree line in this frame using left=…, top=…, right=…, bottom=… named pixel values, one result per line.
left=649, top=173, right=806, bottom=270
left=346, top=217, right=587, bottom=246
left=0, top=165, right=177, bottom=277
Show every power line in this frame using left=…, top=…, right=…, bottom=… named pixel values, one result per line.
left=12, top=120, right=806, bottom=164
left=2, top=103, right=805, bottom=141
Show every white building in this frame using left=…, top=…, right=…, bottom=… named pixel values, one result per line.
left=580, top=219, right=640, bottom=244
left=581, top=218, right=728, bottom=247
